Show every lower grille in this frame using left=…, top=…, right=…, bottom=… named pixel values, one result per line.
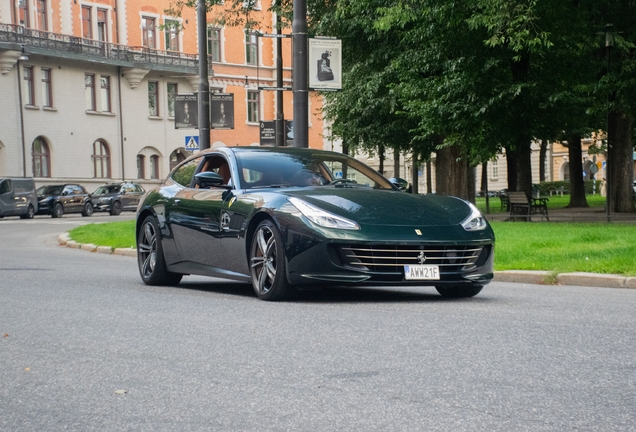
left=337, top=244, right=484, bottom=273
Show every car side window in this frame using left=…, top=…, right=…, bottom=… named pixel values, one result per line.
left=171, top=157, right=203, bottom=187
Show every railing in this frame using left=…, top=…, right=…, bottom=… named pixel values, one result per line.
left=0, top=23, right=212, bottom=73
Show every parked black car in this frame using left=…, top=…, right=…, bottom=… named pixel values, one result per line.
left=92, top=182, right=145, bottom=215
left=36, top=184, right=93, bottom=218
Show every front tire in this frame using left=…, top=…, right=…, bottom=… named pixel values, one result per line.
left=20, top=204, right=35, bottom=219
left=52, top=202, right=63, bottom=218
left=249, top=219, right=294, bottom=301
left=82, top=202, right=94, bottom=217
left=110, top=201, right=122, bottom=216
left=137, top=215, right=183, bottom=286
left=436, top=285, right=483, bottom=299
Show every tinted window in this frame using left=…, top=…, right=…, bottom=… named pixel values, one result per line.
left=171, top=157, right=202, bottom=187
left=0, top=180, right=10, bottom=194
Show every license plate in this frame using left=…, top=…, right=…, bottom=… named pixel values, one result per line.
left=404, top=265, right=440, bottom=280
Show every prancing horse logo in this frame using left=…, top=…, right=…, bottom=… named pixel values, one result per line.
left=417, top=251, right=427, bottom=264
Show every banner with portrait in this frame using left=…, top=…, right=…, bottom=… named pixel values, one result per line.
left=210, top=93, right=235, bottom=129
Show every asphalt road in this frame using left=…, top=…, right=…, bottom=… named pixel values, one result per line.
left=1, top=214, right=635, bottom=431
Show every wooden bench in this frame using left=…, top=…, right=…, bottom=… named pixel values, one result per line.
left=508, top=191, right=549, bottom=222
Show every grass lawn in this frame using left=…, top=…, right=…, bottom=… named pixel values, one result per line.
left=68, top=204, right=636, bottom=276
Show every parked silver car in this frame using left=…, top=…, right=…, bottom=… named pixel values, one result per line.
left=0, top=177, right=38, bottom=219
left=92, top=182, right=145, bottom=215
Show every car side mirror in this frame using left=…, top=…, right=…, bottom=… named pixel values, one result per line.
left=389, top=177, right=409, bottom=192
left=195, top=171, right=225, bottom=189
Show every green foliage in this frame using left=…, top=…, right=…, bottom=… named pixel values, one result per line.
left=69, top=221, right=136, bottom=250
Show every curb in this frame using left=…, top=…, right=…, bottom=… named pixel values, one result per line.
left=58, top=233, right=636, bottom=290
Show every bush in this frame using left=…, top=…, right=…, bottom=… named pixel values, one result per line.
left=533, top=180, right=602, bottom=196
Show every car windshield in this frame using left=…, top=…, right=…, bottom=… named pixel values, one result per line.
left=235, top=150, right=394, bottom=190
left=36, top=185, right=63, bottom=196
left=93, top=185, right=120, bottom=195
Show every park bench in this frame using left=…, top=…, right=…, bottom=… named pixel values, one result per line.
left=508, top=191, right=549, bottom=222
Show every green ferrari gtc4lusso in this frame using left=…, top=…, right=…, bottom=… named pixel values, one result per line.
left=136, top=146, right=494, bottom=301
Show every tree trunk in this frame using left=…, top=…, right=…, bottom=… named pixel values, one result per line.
left=609, top=111, right=635, bottom=213
left=539, top=139, right=548, bottom=182
left=516, top=142, right=533, bottom=198
left=481, top=161, right=490, bottom=213
left=426, top=159, right=432, bottom=194
left=378, top=145, right=384, bottom=175
left=411, top=152, right=419, bottom=194
left=505, top=146, right=518, bottom=192
left=566, top=134, right=589, bottom=208
left=436, top=143, right=471, bottom=199
left=393, top=148, right=400, bottom=179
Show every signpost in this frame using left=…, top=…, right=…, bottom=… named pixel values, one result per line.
left=185, top=136, right=200, bottom=151
left=260, top=121, right=276, bottom=146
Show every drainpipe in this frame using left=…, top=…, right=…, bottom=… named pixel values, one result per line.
left=118, top=67, right=125, bottom=180
left=16, top=59, right=27, bottom=177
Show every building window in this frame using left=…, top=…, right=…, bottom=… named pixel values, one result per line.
left=208, top=27, right=221, bottom=62
left=36, top=0, right=47, bottom=31
left=41, top=68, right=52, bottom=108
left=137, top=155, right=145, bottom=179
left=491, top=159, right=499, bottom=179
left=100, top=76, right=111, bottom=112
left=97, top=9, right=107, bottom=42
left=245, top=32, right=257, bottom=65
left=82, top=6, right=92, bottom=39
left=165, top=19, right=179, bottom=51
left=142, top=17, right=156, bottom=48
left=167, top=83, right=177, bottom=117
left=85, top=74, right=96, bottom=111
left=148, top=81, right=159, bottom=116
left=32, top=137, right=50, bottom=177
left=170, top=149, right=188, bottom=171
left=247, top=90, right=259, bottom=122
left=92, top=140, right=110, bottom=178
left=18, top=0, right=29, bottom=26
left=23, top=66, right=35, bottom=106
left=149, top=155, right=159, bottom=179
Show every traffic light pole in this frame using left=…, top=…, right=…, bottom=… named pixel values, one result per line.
left=292, top=0, right=308, bottom=148
left=197, top=0, right=210, bottom=150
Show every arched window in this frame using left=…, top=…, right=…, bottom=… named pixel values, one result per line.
left=137, top=155, right=145, bottom=179
left=169, top=148, right=190, bottom=171
left=149, top=155, right=159, bottom=179
left=92, top=139, right=110, bottom=178
left=32, top=137, right=51, bottom=178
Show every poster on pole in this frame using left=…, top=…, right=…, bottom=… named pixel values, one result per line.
left=210, top=93, right=235, bottom=129
left=308, top=38, right=342, bottom=91
left=260, top=121, right=276, bottom=146
left=175, top=94, right=198, bottom=129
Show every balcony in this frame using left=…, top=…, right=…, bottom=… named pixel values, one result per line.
left=0, top=23, right=213, bottom=75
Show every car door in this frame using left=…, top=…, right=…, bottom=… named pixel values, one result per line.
left=61, top=185, right=78, bottom=213
left=0, top=179, right=17, bottom=216
left=122, top=184, right=143, bottom=211
left=168, top=155, right=228, bottom=270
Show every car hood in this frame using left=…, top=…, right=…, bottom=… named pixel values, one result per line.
left=283, top=188, right=472, bottom=227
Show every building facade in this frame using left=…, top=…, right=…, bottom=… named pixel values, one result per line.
left=0, top=0, right=327, bottom=192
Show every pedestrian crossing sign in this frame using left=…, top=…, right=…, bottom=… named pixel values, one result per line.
left=185, top=136, right=199, bottom=150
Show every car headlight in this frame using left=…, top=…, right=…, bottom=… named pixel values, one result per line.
left=288, top=197, right=360, bottom=230
left=461, top=202, right=487, bottom=231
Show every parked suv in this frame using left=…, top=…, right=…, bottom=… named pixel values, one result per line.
left=0, top=177, right=38, bottom=219
left=36, top=184, right=93, bottom=218
left=91, top=182, right=145, bottom=215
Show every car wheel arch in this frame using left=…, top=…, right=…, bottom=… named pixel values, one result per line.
left=245, top=212, right=282, bottom=264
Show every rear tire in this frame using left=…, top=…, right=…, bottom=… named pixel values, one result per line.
left=52, top=202, right=63, bottom=218
left=20, top=204, right=35, bottom=219
left=82, top=202, right=93, bottom=217
left=110, top=201, right=122, bottom=216
left=137, top=215, right=183, bottom=286
left=436, top=285, right=483, bottom=298
left=249, top=219, right=295, bottom=301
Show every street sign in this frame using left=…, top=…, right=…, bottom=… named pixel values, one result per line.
left=260, top=121, right=276, bottom=146
left=185, top=136, right=199, bottom=151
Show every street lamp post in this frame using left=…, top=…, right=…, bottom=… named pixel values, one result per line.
left=292, top=0, right=308, bottom=148
left=197, top=0, right=210, bottom=151
left=605, top=24, right=614, bottom=222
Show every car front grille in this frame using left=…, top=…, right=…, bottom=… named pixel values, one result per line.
left=336, top=244, right=485, bottom=274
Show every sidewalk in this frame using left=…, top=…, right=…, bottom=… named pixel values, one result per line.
left=57, top=218, right=636, bottom=290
